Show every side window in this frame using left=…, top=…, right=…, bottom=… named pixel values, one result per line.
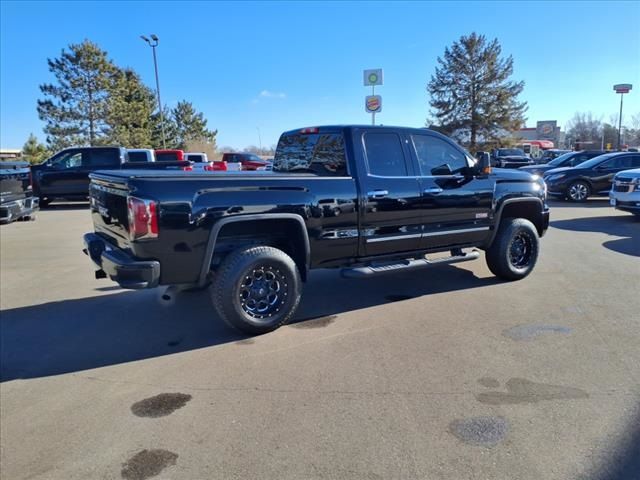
left=571, top=154, right=587, bottom=166
left=604, top=156, right=633, bottom=169
left=274, top=133, right=347, bottom=176
left=51, top=151, right=82, bottom=169
left=87, top=149, right=119, bottom=167
left=631, top=155, right=640, bottom=167
left=411, top=135, right=468, bottom=175
left=364, top=132, right=407, bottom=177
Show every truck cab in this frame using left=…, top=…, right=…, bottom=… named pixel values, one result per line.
left=31, top=146, right=127, bottom=206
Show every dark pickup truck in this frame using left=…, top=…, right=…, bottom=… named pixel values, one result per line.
left=1, top=161, right=38, bottom=223
left=84, top=126, right=549, bottom=334
left=491, top=148, right=534, bottom=168
left=32, top=146, right=189, bottom=207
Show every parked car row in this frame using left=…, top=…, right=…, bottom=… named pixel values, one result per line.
left=20, top=146, right=274, bottom=208
left=543, top=151, right=640, bottom=202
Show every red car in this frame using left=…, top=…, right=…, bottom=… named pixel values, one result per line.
left=221, top=152, right=269, bottom=171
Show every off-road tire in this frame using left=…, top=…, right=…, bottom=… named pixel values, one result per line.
left=485, top=218, right=539, bottom=281
left=210, top=246, right=302, bottom=335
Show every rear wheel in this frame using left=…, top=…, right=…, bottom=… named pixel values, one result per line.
left=566, top=181, right=590, bottom=202
left=39, top=198, right=51, bottom=208
left=485, top=218, right=539, bottom=281
left=210, top=246, right=302, bottom=335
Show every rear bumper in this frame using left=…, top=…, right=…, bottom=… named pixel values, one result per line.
left=0, top=196, right=39, bottom=224
left=83, top=233, right=160, bottom=289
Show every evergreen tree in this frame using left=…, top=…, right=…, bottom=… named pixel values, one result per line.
left=106, top=68, right=155, bottom=148
left=150, top=105, right=178, bottom=149
left=22, top=133, right=50, bottom=164
left=427, top=33, right=527, bottom=150
left=37, top=40, right=117, bottom=150
left=172, top=101, right=217, bottom=150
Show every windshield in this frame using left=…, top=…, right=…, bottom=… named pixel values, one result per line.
left=497, top=148, right=525, bottom=156
left=574, top=153, right=616, bottom=168
left=548, top=152, right=575, bottom=166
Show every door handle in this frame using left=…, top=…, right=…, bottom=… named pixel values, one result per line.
left=423, top=187, right=443, bottom=194
left=367, top=190, right=389, bottom=199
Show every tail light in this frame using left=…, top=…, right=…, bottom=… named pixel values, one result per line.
left=205, top=161, right=227, bottom=171
left=183, top=165, right=193, bottom=171
left=300, top=127, right=319, bottom=134
left=127, top=196, right=158, bottom=241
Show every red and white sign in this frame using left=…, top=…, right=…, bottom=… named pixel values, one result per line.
left=365, top=95, right=382, bottom=113
left=613, top=84, right=632, bottom=94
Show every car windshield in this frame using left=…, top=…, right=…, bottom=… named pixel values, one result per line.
left=574, top=153, right=617, bottom=168
left=548, top=152, right=575, bottom=166
left=498, top=149, right=525, bottom=156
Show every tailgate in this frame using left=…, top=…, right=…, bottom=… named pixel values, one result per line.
left=89, top=176, right=131, bottom=247
left=0, top=166, right=31, bottom=204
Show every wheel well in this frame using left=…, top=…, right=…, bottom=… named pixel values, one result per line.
left=212, top=219, right=309, bottom=281
left=499, top=201, right=545, bottom=236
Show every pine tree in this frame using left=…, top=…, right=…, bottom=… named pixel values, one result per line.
left=22, top=134, right=50, bottom=164
left=427, top=33, right=527, bottom=150
left=106, top=68, right=155, bottom=148
left=150, top=105, right=178, bottom=149
left=37, top=40, right=117, bottom=150
left=172, top=101, right=217, bottom=151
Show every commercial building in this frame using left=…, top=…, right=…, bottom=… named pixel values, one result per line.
left=516, top=121, right=565, bottom=148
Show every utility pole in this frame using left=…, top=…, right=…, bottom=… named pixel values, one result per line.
left=613, top=84, right=632, bottom=150
left=141, top=34, right=166, bottom=149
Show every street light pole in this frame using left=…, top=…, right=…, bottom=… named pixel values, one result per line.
left=613, top=84, right=633, bottom=151
left=617, top=93, right=624, bottom=150
left=141, top=34, right=166, bottom=149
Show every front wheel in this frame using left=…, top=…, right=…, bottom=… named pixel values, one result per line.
left=567, top=181, right=590, bottom=202
left=210, top=246, right=302, bottom=335
left=485, top=218, right=539, bottom=281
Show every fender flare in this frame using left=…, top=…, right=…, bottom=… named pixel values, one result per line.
left=198, top=213, right=310, bottom=286
left=483, top=197, right=544, bottom=248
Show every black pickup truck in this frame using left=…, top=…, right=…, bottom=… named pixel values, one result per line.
left=491, top=148, right=534, bottom=168
left=1, top=161, right=38, bottom=223
left=84, top=126, right=549, bottom=334
left=32, top=146, right=189, bottom=207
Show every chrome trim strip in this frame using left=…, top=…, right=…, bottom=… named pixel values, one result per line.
left=365, top=226, right=490, bottom=243
left=366, top=233, right=423, bottom=243
left=422, top=226, right=489, bottom=237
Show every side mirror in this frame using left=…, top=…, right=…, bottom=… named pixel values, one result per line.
left=475, top=152, right=492, bottom=174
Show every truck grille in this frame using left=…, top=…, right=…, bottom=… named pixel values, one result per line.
left=613, top=182, right=633, bottom=193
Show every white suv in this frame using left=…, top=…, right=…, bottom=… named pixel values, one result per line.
left=610, top=168, right=640, bottom=216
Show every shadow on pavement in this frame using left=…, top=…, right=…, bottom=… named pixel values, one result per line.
left=42, top=201, right=90, bottom=211
left=1, top=264, right=499, bottom=382
left=548, top=198, right=610, bottom=209
left=551, top=215, right=639, bottom=257
left=592, top=407, right=640, bottom=480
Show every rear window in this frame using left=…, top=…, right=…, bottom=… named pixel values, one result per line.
left=128, top=151, right=150, bottom=163
left=156, top=152, right=179, bottom=162
left=188, top=154, right=205, bottom=163
left=273, top=132, right=347, bottom=176
left=87, top=149, right=120, bottom=167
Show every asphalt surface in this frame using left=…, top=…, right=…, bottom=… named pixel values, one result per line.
left=1, top=199, right=639, bottom=480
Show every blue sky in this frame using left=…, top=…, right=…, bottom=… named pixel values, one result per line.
left=1, top=0, right=639, bottom=150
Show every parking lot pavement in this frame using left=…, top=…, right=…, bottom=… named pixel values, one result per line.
left=1, top=199, right=638, bottom=480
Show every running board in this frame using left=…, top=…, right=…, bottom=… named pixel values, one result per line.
left=341, top=250, right=480, bottom=279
